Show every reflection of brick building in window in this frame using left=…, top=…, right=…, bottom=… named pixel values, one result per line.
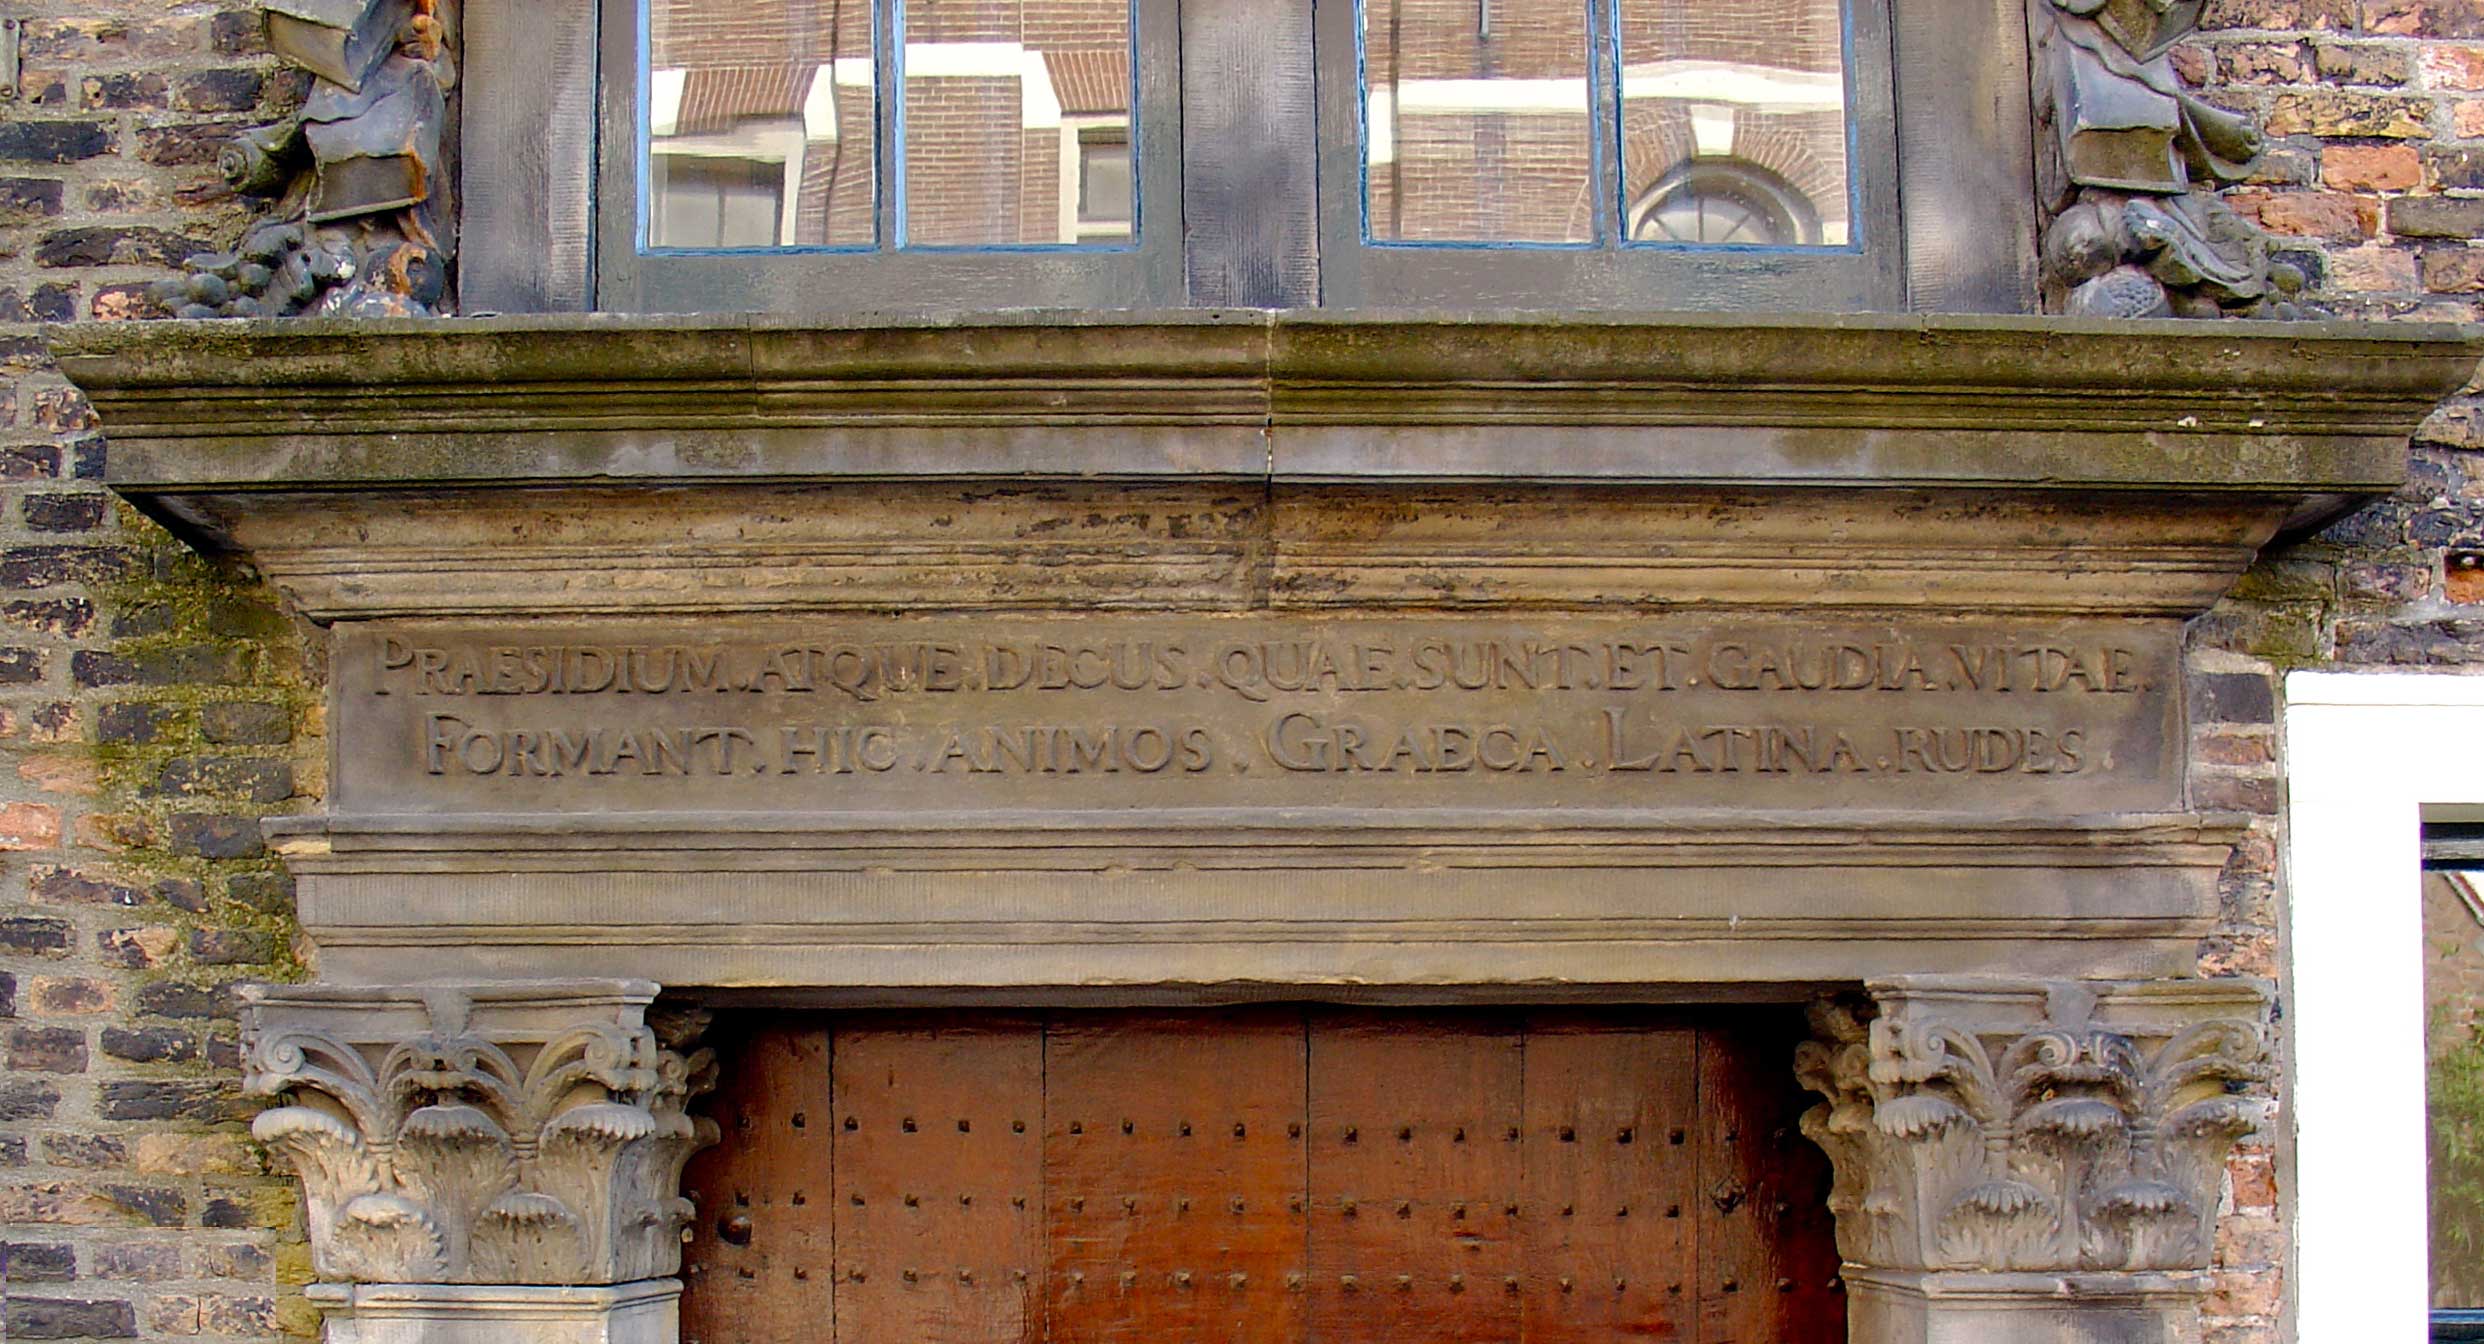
left=646, top=0, right=1131, bottom=250
left=1368, top=0, right=1850, bottom=245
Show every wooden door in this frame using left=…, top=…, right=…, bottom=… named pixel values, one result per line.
left=681, top=1009, right=1841, bottom=1344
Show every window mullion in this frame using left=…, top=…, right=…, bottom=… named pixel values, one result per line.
left=1588, top=0, right=1621, bottom=250
left=876, top=0, right=903, bottom=250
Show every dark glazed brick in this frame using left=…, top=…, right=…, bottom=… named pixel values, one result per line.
left=74, top=646, right=254, bottom=688
left=33, top=226, right=212, bottom=268
left=33, top=867, right=143, bottom=906
left=0, top=1079, right=60, bottom=1120
left=211, top=10, right=268, bottom=54
left=108, top=601, right=173, bottom=637
left=0, top=969, right=13, bottom=1017
left=153, top=878, right=208, bottom=913
left=74, top=650, right=141, bottom=690
left=3, top=1242, right=77, bottom=1282
left=99, top=1185, right=186, bottom=1227
left=168, top=812, right=265, bottom=859
left=133, top=981, right=218, bottom=1020
left=150, top=756, right=292, bottom=804
left=95, top=701, right=171, bottom=745
left=0, top=177, right=67, bottom=218
left=0, top=647, right=46, bottom=684
left=2189, top=672, right=2277, bottom=724
left=0, top=917, right=72, bottom=954
left=0, top=444, right=64, bottom=479
left=69, top=437, right=104, bottom=480
left=225, top=871, right=294, bottom=913
left=2391, top=197, right=2484, bottom=239
left=80, top=72, right=168, bottom=109
left=0, top=122, right=113, bottom=163
left=3, top=598, right=96, bottom=637
left=186, top=927, right=277, bottom=965
left=134, top=122, right=232, bottom=167
left=199, top=700, right=289, bottom=744
left=24, top=493, right=108, bottom=532
left=2, top=545, right=135, bottom=588
left=99, top=1080, right=253, bottom=1123
left=200, top=1196, right=251, bottom=1228
left=173, top=68, right=266, bottom=112
left=0, top=286, right=78, bottom=324
left=2430, top=146, right=2484, bottom=191
left=100, top=1026, right=198, bottom=1064
left=8, top=1025, right=87, bottom=1072
left=5, top=1298, right=138, bottom=1339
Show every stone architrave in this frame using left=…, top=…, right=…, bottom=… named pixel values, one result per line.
left=1796, top=975, right=2271, bottom=1344
left=240, top=980, right=716, bottom=1344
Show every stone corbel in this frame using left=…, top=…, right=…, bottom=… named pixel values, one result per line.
left=1796, top=975, right=2271, bottom=1344
left=240, top=980, right=717, bottom=1344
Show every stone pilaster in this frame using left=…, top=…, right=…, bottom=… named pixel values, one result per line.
left=1795, top=975, right=2271, bottom=1344
left=239, top=980, right=717, bottom=1344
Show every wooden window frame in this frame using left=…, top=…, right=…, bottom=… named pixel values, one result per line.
left=457, top=0, right=2037, bottom=315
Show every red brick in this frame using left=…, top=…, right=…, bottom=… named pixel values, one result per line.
left=2264, top=88, right=2437, bottom=136
left=2249, top=190, right=2381, bottom=237
left=2425, top=246, right=2484, bottom=291
left=2324, top=143, right=2422, bottom=191
left=0, top=800, right=63, bottom=850
left=2368, top=0, right=2484, bottom=38
left=2427, top=44, right=2484, bottom=88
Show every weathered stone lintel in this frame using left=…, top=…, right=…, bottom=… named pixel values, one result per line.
left=306, top=1280, right=680, bottom=1344
left=269, top=813, right=2243, bottom=993
left=1798, top=975, right=2271, bottom=1298
left=240, top=980, right=717, bottom=1288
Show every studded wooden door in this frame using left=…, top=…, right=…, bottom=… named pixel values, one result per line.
left=681, top=1009, right=1841, bottom=1344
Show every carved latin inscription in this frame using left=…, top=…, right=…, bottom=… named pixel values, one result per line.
left=333, top=618, right=2181, bottom=814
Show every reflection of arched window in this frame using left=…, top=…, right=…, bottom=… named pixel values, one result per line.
left=1628, top=159, right=1823, bottom=247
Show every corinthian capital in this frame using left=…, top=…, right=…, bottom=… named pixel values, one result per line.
left=1796, top=976, right=2269, bottom=1275
left=239, top=980, right=717, bottom=1286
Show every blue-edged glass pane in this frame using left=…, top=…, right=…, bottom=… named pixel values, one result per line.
left=1362, top=0, right=1594, bottom=243
left=1618, top=0, right=1851, bottom=248
left=644, top=0, right=877, bottom=249
left=901, top=0, right=1135, bottom=246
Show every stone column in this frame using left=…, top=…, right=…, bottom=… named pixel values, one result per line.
left=1795, top=976, right=2271, bottom=1344
left=238, top=980, right=717, bottom=1344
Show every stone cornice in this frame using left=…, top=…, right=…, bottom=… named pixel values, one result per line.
left=51, top=311, right=2483, bottom=500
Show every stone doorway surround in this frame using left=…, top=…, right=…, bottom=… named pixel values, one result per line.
left=51, top=311, right=2484, bottom=1344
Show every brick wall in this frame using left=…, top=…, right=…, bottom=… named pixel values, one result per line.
left=0, top=3, right=2478, bottom=1343
left=2176, top=5, right=2484, bottom=1338
left=0, top=9, right=319, bottom=1342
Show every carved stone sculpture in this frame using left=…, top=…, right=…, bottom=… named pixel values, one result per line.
left=2029, top=0, right=2305, bottom=319
left=239, top=981, right=716, bottom=1287
left=156, top=0, right=456, bottom=319
left=1796, top=976, right=2270, bottom=1342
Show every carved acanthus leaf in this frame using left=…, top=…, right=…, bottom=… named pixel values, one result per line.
left=1797, top=978, right=2271, bottom=1274
left=241, top=983, right=717, bottom=1286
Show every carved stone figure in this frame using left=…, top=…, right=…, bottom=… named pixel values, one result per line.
left=2029, top=0, right=2306, bottom=319
left=156, top=0, right=457, bottom=318
left=1796, top=977, right=2270, bottom=1341
left=239, top=981, right=716, bottom=1287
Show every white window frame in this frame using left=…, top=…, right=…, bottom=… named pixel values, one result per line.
left=2285, top=670, right=2484, bottom=1341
